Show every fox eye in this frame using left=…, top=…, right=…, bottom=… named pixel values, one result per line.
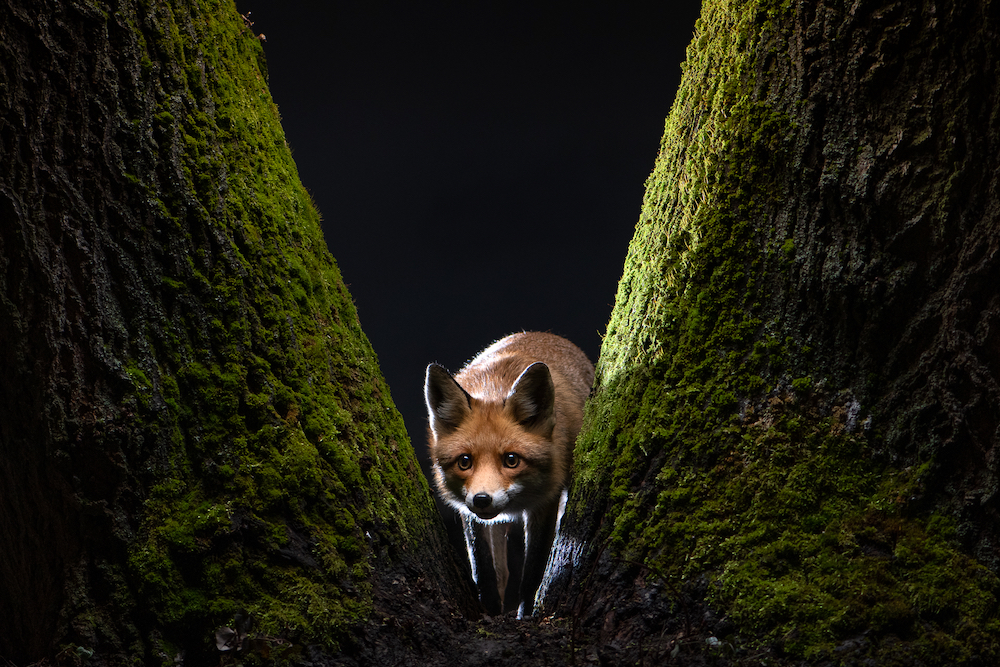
left=457, top=454, right=473, bottom=470
left=503, top=453, right=520, bottom=468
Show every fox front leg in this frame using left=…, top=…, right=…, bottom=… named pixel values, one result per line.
left=463, top=516, right=504, bottom=615
left=517, top=500, right=560, bottom=618
left=484, top=522, right=510, bottom=612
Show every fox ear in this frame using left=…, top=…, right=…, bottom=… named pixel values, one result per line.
left=425, top=363, right=472, bottom=437
left=506, top=362, right=556, bottom=436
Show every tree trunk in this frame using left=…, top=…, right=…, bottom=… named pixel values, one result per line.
left=0, top=1, right=473, bottom=663
left=550, top=0, right=1000, bottom=663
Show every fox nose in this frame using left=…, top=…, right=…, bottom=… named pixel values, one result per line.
left=472, top=493, right=492, bottom=509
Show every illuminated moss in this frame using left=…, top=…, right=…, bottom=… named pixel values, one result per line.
left=571, top=0, right=1000, bottom=662
left=72, top=0, right=443, bottom=654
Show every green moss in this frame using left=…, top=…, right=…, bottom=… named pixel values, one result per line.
left=790, top=376, right=812, bottom=392
left=780, top=237, right=795, bottom=258
left=84, top=0, right=443, bottom=654
left=573, top=0, right=1000, bottom=663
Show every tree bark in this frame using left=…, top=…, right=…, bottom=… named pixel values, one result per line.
left=0, top=1, right=473, bottom=663
left=549, top=0, right=1000, bottom=663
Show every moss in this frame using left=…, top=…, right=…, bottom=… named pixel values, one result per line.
left=790, top=375, right=812, bottom=392
left=62, top=0, right=443, bottom=655
left=572, top=0, right=1000, bottom=663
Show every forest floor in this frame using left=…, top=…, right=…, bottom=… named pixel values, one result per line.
left=319, top=567, right=800, bottom=667
left=338, top=604, right=789, bottom=667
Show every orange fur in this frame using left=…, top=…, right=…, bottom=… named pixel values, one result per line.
left=425, top=332, right=594, bottom=616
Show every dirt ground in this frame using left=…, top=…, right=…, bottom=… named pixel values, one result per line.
left=314, top=564, right=798, bottom=667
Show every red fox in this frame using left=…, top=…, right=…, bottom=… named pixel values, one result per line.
left=424, top=332, right=594, bottom=617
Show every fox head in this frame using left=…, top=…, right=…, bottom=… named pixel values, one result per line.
left=424, top=361, right=560, bottom=521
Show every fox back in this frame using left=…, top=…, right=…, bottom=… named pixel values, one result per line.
left=424, top=331, right=594, bottom=615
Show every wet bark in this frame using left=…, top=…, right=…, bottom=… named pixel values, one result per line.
left=0, top=1, right=473, bottom=663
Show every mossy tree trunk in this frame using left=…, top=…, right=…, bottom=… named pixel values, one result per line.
left=0, top=1, right=473, bottom=663
left=550, top=0, right=1000, bottom=663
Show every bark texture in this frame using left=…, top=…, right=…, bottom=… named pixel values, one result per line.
left=0, top=1, right=473, bottom=663
left=547, top=0, right=1000, bottom=663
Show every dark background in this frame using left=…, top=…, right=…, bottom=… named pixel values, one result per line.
left=233, top=1, right=702, bottom=469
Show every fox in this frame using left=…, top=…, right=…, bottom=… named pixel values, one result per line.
left=424, top=331, right=594, bottom=617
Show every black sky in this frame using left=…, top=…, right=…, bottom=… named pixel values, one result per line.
left=233, top=1, right=703, bottom=466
